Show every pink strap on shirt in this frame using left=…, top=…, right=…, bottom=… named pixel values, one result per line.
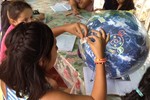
left=0, top=25, right=14, bottom=63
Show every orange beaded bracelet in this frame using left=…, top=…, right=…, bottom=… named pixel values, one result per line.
left=94, top=58, right=107, bottom=64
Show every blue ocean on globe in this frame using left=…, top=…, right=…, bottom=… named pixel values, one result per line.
left=78, top=11, right=149, bottom=78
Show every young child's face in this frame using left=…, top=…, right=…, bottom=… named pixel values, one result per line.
left=13, top=8, right=33, bottom=26
left=78, top=0, right=92, bottom=9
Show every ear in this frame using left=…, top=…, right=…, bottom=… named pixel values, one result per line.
left=39, top=58, right=51, bottom=71
left=7, top=11, right=18, bottom=26
left=39, top=59, right=44, bottom=66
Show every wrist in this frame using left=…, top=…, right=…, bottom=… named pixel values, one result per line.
left=62, top=24, right=69, bottom=32
left=95, top=53, right=104, bottom=59
left=94, top=58, right=107, bottom=65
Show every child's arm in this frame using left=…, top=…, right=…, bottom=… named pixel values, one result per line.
left=86, top=29, right=110, bottom=100
left=51, top=23, right=87, bottom=38
left=69, top=0, right=79, bottom=15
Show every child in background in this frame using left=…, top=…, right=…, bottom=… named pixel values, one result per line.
left=69, top=0, right=94, bottom=15
left=0, top=0, right=45, bottom=40
left=103, top=0, right=135, bottom=10
left=0, top=0, right=33, bottom=64
left=0, top=2, right=33, bottom=98
left=0, top=21, right=110, bottom=100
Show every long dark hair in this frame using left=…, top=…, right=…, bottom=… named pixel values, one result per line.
left=0, top=22, right=55, bottom=100
left=122, top=67, right=150, bottom=100
left=103, top=0, right=135, bottom=10
left=1, top=0, right=11, bottom=38
left=1, top=0, right=32, bottom=40
left=119, top=0, right=135, bottom=10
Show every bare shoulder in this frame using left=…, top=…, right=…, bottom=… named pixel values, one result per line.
left=40, top=90, right=70, bottom=100
left=40, top=90, right=93, bottom=100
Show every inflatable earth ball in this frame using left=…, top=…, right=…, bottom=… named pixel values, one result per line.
left=78, top=11, right=149, bottom=78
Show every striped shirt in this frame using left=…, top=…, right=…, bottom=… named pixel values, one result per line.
left=6, top=87, right=28, bottom=100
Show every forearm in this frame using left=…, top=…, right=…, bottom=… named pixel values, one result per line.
left=91, top=53, right=107, bottom=100
left=92, top=64, right=107, bottom=100
left=51, top=25, right=66, bottom=37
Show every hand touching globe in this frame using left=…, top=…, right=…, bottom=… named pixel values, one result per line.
left=78, top=11, right=149, bottom=78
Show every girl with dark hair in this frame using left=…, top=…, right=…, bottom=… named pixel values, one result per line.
left=0, top=0, right=33, bottom=64
left=0, top=21, right=110, bottom=100
left=122, top=67, right=150, bottom=100
left=0, top=0, right=44, bottom=41
left=103, top=0, right=135, bottom=10
left=0, top=1, right=89, bottom=99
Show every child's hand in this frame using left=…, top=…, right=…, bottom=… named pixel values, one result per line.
left=86, top=28, right=110, bottom=58
left=72, top=8, right=79, bottom=15
left=64, top=23, right=88, bottom=38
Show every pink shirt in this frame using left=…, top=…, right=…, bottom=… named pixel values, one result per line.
left=0, top=25, right=14, bottom=63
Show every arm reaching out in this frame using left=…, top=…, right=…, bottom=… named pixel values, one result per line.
left=52, top=23, right=88, bottom=38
